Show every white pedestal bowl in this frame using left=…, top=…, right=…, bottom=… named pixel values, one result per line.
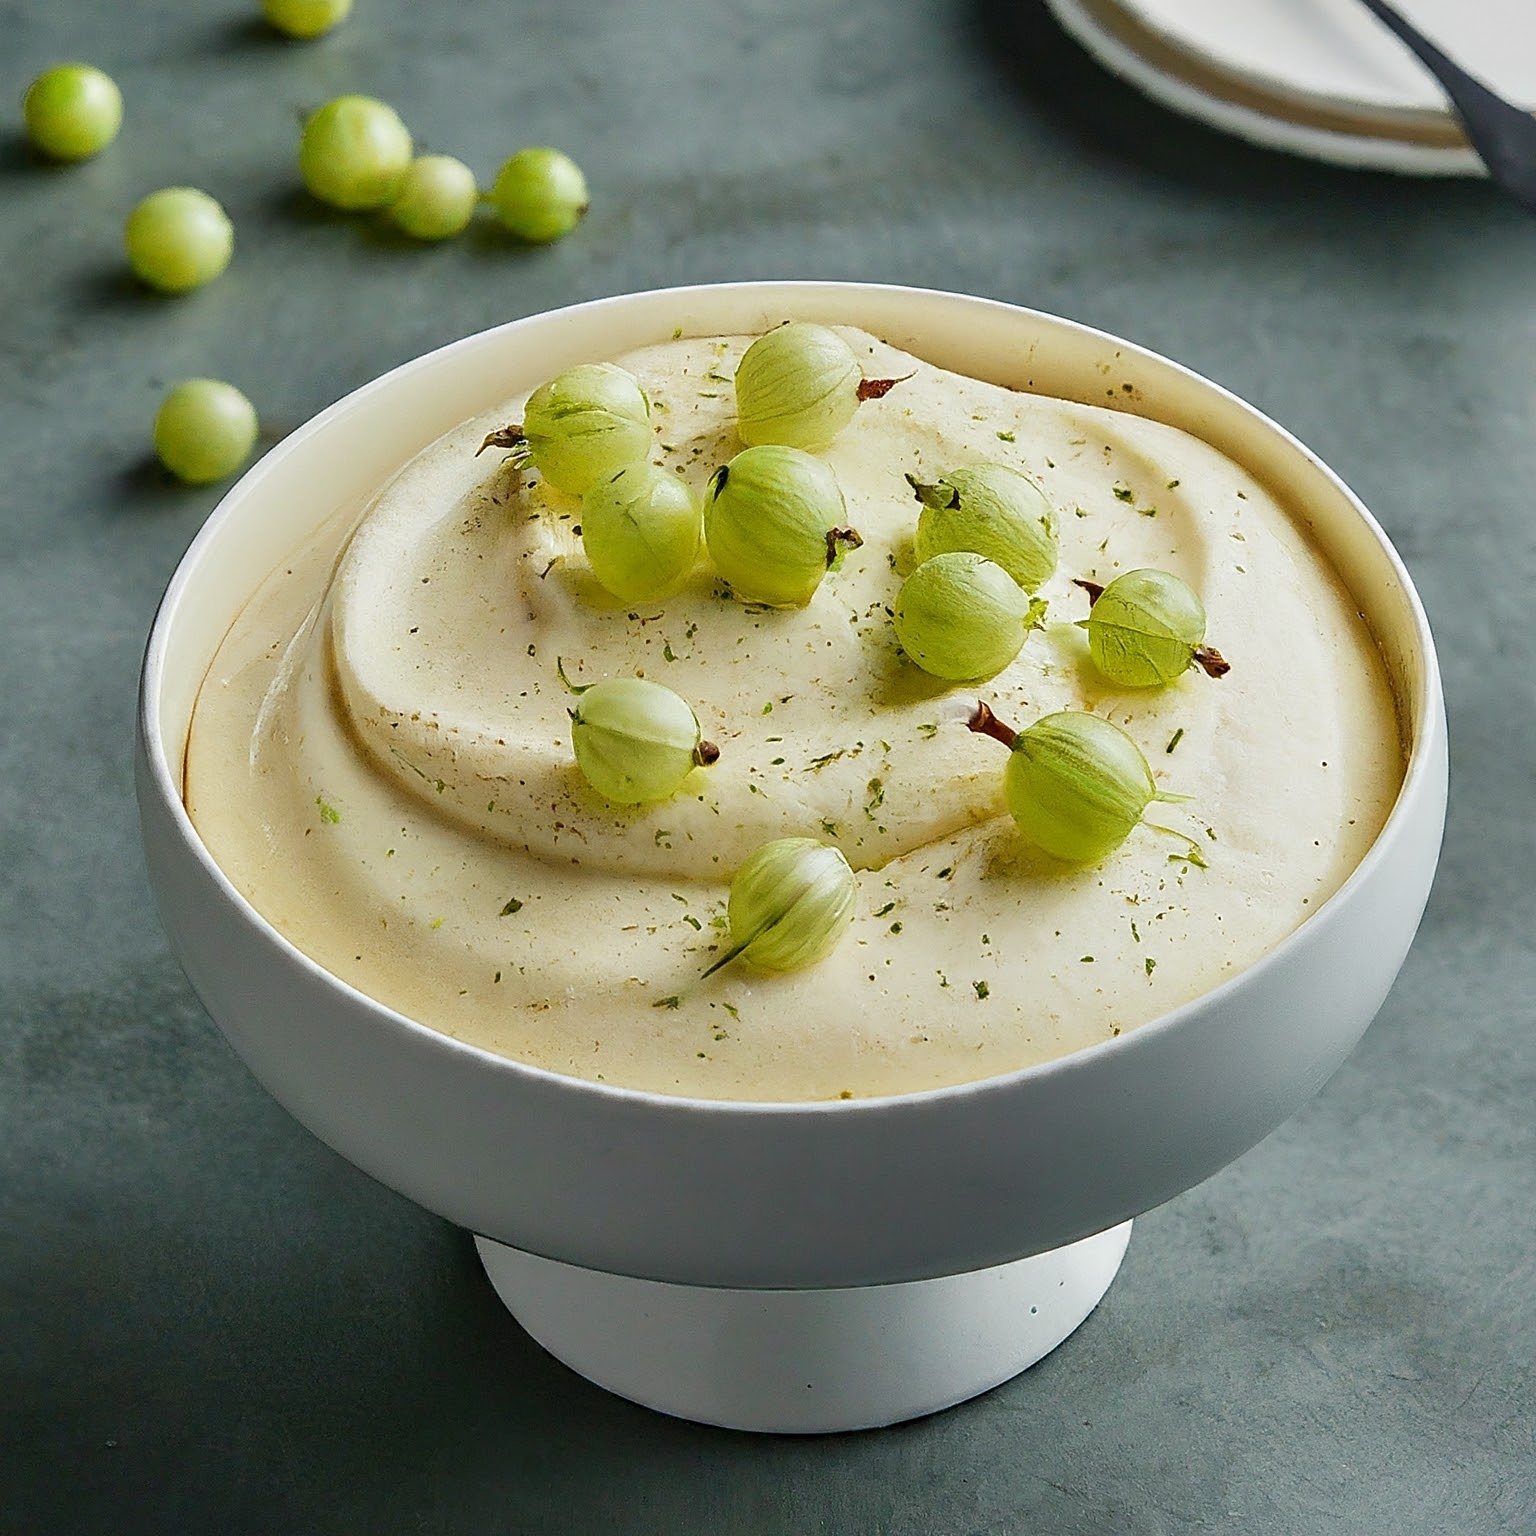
left=136, top=282, right=1446, bottom=1433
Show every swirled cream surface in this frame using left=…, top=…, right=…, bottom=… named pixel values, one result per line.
left=185, top=329, right=1403, bottom=1102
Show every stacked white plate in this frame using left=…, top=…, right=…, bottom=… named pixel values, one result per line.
left=1043, top=0, right=1536, bottom=174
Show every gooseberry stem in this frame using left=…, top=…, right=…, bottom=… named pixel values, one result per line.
left=967, top=700, right=1018, bottom=751
left=1073, top=577, right=1105, bottom=606
left=1194, top=646, right=1230, bottom=678
left=693, top=740, right=721, bottom=767
left=903, top=473, right=952, bottom=509
left=700, top=934, right=754, bottom=981
left=906, top=473, right=956, bottom=511
left=477, top=423, right=528, bottom=457
left=856, top=373, right=910, bottom=402
left=825, top=526, right=863, bottom=568
left=555, top=656, right=592, bottom=694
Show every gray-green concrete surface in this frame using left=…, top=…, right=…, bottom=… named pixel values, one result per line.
left=4, top=3, right=1533, bottom=1532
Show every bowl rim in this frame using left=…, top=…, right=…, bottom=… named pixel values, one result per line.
left=139, top=277, right=1445, bottom=1119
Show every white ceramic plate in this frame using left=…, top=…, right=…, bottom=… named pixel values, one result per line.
left=1044, top=0, right=1536, bottom=174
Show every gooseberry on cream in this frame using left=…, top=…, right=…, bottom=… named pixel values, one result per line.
left=969, top=703, right=1186, bottom=864
left=893, top=553, right=1045, bottom=682
left=733, top=322, right=903, bottom=450
left=704, top=837, right=857, bottom=977
left=569, top=677, right=718, bottom=805
left=581, top=462, right=702, bottom=603
left=909, top=463, right=1058, bottom=593
left=1076, top=569, right=1229, bottom=688
left=703, top=444, right=861, bottom=607
left=480, top=363, right=653, bottom=497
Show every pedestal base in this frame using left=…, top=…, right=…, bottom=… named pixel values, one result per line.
left=475, top=1221, right=1132, bottom=1433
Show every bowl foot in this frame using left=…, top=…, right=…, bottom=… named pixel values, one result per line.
left=474, top=1221, right=1132, bottom=1433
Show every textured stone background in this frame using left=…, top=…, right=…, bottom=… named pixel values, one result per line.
left=4, top=2, right=1533, bottom=1531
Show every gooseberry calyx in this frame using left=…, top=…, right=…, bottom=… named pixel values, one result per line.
left=893, top=553, right=1046, bottom=682
left=704, top=445, right=859, bottom=606
left=909, top=463, right=1058, bottom=593
left=1075, top=570, right=1229, bottom=687
left=969, top=704, right=1183, bottom=864
left=733, top=323, right=903, bottom=450
left=570, top=677, right=718, bottom=805
left=481, top=363, right=652, bottom=497
left=703, top=837, right=857, bottom=978
left=582, top=462, right=702, bottom=603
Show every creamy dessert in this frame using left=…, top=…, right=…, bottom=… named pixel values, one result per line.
left=184, top=327, right=1404, bottom=1102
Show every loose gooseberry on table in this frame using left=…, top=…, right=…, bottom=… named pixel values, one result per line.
left=152, top=379, right=259, bottom=485
left=892, top=552, right=1043, bottom=682
left=703, top=444, right=861, bottom=607
left=21, top=64, right=122, bottom=161
left=479, top=363, right=653, bottom=496
left=261, top=0, right=353, bottom=38
left=124, top=187, right=234, bottom=294
left=569, top=677, right=719, bottom=805
left=387, top=154, right=479, bottom=240
left=299, top=94, right=413, bottom=210
left=488, top=147, right=589, bottom=242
